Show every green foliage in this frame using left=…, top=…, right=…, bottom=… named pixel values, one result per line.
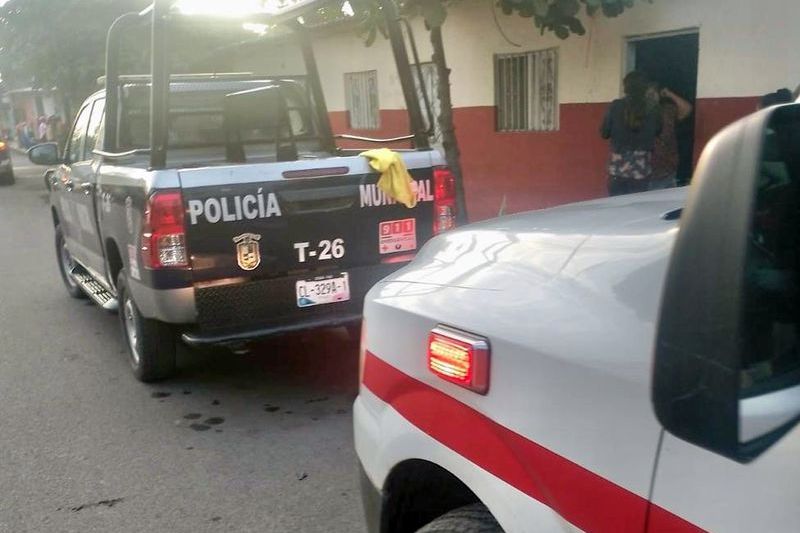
left=401, top=0, right=451, bottom=29
left=0, top=0, right=244, bottom=114
left=498, top=0, right=652, bottom=39
left=339, top=0, right=456, bottom=46
left=0, top=0, right=150, bottom=110
left=319, top=0, right=649, bottom=47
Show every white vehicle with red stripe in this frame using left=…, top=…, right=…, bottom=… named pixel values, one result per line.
left=355, top=104, right=800, bottom=532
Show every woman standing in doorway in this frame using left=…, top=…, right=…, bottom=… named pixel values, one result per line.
left=600, top=71, right=662, bottom=196
left=649, top=84, right=693, bottom=190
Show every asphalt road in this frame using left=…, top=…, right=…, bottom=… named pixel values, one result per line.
left=0, top=151, right=366, bottom=532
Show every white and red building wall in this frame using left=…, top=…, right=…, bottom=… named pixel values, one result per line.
left=241, top=0, right=800, bottom=222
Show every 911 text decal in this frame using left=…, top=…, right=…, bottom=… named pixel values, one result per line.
left=187, top=189, right=281, bottom=225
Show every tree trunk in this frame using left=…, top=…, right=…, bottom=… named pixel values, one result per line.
left=430, top=25, right=468, bottom=225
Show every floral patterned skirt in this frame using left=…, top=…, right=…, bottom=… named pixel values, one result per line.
left=607, top=150, right=653, bottom=182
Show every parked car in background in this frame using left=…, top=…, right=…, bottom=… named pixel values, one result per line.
left=355, top=102, right=800, bottom=532
left=0, top=140, right=14, bottom=185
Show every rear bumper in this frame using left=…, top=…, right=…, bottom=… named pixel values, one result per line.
left=189, top=263, right=404, bottom=342
left=129, top=278, right=197, bottom=323
left=134, top=262, right=405, bottom=344
left=181, top=312, right=361, bottom=346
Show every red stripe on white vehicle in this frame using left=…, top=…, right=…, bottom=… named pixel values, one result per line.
left=362, top=352, right=705, bottom=533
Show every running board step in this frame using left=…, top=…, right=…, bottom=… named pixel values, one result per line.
left=71, top=267, right=118, bottom=311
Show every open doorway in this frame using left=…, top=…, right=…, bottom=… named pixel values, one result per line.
left=627, top=31, right=699, bottom=185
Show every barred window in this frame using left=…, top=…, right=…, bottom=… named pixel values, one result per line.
left=345, top=70, right=380, bottom=130
left=495, top=48, right=559, bottom=132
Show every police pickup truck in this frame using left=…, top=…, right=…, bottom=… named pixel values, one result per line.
left=27, top=0, right=454, bottom=382
left=355, top=103, right=800, bottom=532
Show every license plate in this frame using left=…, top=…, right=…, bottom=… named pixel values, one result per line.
left=379, top=218, right=417, bottom=255
left=296, top=273, right=350, bottom=308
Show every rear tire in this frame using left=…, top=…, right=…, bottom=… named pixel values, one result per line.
left=55, top=225, right=86, bottom=299
left=117, top=271, right=177, bottom=382
left=417, top=504, right=503, bottom=533
left=0, top=169, right=14, bottom=186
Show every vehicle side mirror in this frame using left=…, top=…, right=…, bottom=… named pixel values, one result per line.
left=27, top=142, right=61, bottom=166
left=653, top=103, right=800, bottom=463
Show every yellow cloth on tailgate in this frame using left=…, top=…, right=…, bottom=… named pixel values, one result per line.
left=360, top=148, right=417, bottom=209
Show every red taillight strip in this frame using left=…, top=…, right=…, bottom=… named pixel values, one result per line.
left=362, top=352, right=705, bottom=533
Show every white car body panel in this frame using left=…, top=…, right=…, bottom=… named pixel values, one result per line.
left=354, top=389, right=581, bottom=533
left=651, top=429, right=800, bottom=532
left=357, top=184, right=800, bottom=532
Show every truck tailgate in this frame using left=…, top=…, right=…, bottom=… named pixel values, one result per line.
left=178, top=153, right=438, bottom=332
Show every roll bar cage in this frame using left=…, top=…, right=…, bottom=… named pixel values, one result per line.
left=103, top=0, right=431, bottom=170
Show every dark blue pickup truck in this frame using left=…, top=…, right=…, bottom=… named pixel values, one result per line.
left=27, top=0, right=456, bottom=382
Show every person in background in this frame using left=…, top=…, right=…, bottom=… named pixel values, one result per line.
left=46, top=115, right=57, bottom=143
left=15, top=121, right=24, bottom=146
left=53, top=116, right=67, bottom=152
left=37, top=116, right=48, bottom=142
left=600, top=71, right=663, bottom=196
left=758, top=88, right=793, bottom=110
left=26, top=122, right=35, bottom=147
left=18, top=121, right=32, bottom=148
left=648, top=83, right=693, bottom=190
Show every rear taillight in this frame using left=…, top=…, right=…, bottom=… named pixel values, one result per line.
left=141, top=190, right=188, bottom=269
left=428, top=326, right=490, bottom=394
left=433, top=166, right=457, bottom=235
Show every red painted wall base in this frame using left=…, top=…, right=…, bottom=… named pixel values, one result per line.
left=453, top=104, right=610, bottom=222
left=330, top=97, right=759, bottom=223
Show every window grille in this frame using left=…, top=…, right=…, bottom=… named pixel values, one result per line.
left=495, top=48, right=559, bottom=132
left=345, top=70, right=380, bottom=130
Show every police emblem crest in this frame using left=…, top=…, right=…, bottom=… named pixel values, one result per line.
left=233, top=233, right=262, bottom=271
